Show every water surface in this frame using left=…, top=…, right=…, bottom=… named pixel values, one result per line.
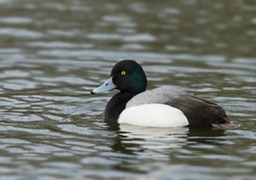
left=0, top=0, right=255, bottom=179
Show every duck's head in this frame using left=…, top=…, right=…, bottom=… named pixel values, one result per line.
left=91, top=60, right=147, bottom=95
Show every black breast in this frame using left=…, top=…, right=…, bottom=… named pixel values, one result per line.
left=104, top=92, right=133, bottom=123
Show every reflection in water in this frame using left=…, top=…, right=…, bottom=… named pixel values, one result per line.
left=113, top=125, right=227, bottom=153
left=118, top=125, right=188, bottom=149
left=0, top=0, right=255, bottom=179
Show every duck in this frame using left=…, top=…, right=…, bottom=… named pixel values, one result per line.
left=91, top=59, right=234, bottom=129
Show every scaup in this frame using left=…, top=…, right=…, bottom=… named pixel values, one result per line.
left=91, top=60, right=234, bottom=129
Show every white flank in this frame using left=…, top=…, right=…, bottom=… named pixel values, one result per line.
left=118, top=103, right=189, bottom=127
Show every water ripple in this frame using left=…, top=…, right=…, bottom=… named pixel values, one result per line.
left=0, top=28, right=43, bottom=38
left=0, top=0, right=255, bottom=179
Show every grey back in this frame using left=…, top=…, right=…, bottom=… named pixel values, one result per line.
left=126, top=86, right=189, bottom=108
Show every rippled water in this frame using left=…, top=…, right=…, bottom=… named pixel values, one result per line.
left=0, top=0, right=255, bottom=179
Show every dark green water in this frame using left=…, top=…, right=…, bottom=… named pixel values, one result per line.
left=0, top=0, right=255, bottom=179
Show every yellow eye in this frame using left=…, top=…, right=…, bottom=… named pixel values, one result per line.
left=121, top=71, right=126, bottom=76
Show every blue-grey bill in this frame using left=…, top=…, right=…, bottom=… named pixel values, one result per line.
left=91, top=77, right=116, bottom=94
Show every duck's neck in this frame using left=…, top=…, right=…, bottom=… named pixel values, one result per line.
left=104, top=92, right=136, bottom=123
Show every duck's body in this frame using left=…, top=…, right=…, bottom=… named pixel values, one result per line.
left=91, top=60, right=234, bottom=129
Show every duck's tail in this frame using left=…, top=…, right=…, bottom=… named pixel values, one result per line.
left=173, top=95, right=235, bottom=129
